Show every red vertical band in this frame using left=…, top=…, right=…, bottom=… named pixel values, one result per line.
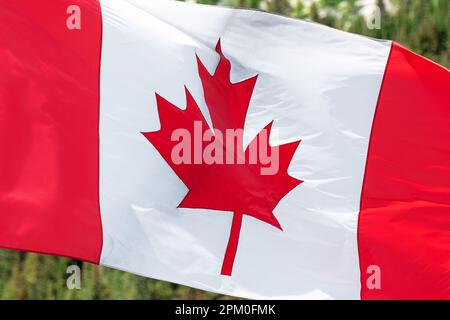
left=359, top=43, right=450, bottom=299
left=0, top=1, right=103, bottom=263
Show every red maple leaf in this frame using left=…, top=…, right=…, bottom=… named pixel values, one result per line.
left=143, top=40, right=302, bottom=276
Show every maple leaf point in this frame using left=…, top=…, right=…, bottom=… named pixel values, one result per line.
left=142, top=39, right=302, bottom=276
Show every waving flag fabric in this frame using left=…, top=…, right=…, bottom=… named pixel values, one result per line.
left=0, top=0, right=449, bottom=299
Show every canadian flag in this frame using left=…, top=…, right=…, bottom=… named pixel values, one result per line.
left=1, top=0, right=449, bottom=299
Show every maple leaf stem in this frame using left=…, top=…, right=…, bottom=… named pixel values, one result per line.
left=221, top=212, right=243, bottom=276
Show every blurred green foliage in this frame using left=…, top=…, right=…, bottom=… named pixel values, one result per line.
left=195, top=0, right=449, bottom=67
left=0, top=0, right=448, bottom=300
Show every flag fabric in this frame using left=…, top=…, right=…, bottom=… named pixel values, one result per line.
left=1, top=0, right=449, bottom=299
